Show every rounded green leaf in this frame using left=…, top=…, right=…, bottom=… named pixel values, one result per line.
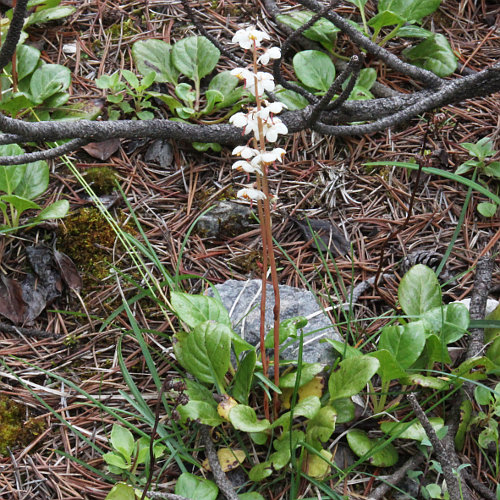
left=328, top=355, right=379, bottom=401
left=399, top=264, right=442, bottom=316
left=378, top=0, right=440, bottom=23
left=421, top=303, right=469, bottom=344
left=381, top=417, right=444, bottom=442
left=173, top=320, right=231, bottom=386
left=229, top=404, right=271, bottom=432
left=105, top=483, right=136, bottom=500
left=14, top=160, right=49, bottom=200
left=275, top=88, right=309, bottom=110
left=26, top=6, right=76, bottom=26
left=172, top=36, right=220, bottom=81
left=36, top=199, right=69, bottom=220
left=15, top=44, right=41, bottom=81
left=279, top=362, right=323, bottom=388
left=378, top=321, right=426, bottom=369
left=175, top=472, right=218, bottom=500
left=477, top=202, right=498, bottom=217
left=231, top=350, right=256, bottom=404
left=171, top=291, right=231, bottom=329
left=0, top=194, right=41, bottom=213
left=306, top=404, right=336, bottom=444
left=103, top=452, right=129, bottom=469
left=132, top=39, right=179, bottom=84
left=369, top=349, right=406, bottom=383
left=110, top=424, right=134, bottom=458
left=249, top=462, right=273, bottom=481
left=293, top=50, right=335, bottom=91
left=30, top=64, right=71, bottom=102
left=346, top=429, right=399, bottom=467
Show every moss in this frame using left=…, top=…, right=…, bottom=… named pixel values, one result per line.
left=0, top=397, right=46, bottom=455
left=58, top=207, right=134, bottom=282
left=83, top=167, right=118, bottom=195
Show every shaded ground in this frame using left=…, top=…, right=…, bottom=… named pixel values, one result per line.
left=0, top=0, right=499, bottom=498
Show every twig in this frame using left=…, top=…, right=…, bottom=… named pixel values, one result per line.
left=0, top=139, right=88, bottom=165
left=0, top=0, right=29, bottom=72
left=367, top=453, right=425, bottom=500
left=199, top=425, right=239, bottom=500
left=407, top=393, right=473, bottom=500
left=0, top=322, right=62, bottom=339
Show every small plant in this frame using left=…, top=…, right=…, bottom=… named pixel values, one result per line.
left=104, top=424, right=165, bottom=499
left=455, top=136, right=500, bottom=217
left=95, top=70, right=157, bottom=121
left=278, top=0, right=457, bottom=77
left=0, top=144, right=69, bottom=232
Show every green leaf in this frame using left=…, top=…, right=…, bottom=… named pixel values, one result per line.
left=293, top=50, right=335, bottom=92
left=136, top=110, right=154, bottom=120
left=397, top=25, right=434, bottom=38
left=229, top=404, right=271, bottom=432
left=453, top=356, right=495, bottom=381
left=175, top=472, right=218, bottom=500
left=43, top=91, right=70, bottom=108
left=248, top=461, right=273, bottom=481
left=110, top=424, right=135, bottom=458
left=328, top=355, right=379, bottom=401
left=270, top=430, right=304, bottom=469
left=265, top=316, right=308, bottom=348
left=377, top=0, right=441, bottom=23
left=171, top=292, right=232, bottom=329
left=306, top=404, right=336, bottom=446
left=203, top=89, right=224, bottom=114
left=231, top=350, right=256, bottom=404
left=378, top=322, right=426, bottom=369
left=103, top=452, right=129, bottom=470
left=424, top=334, right=452, bottom=365
left=485, top=304, right=500, bottom=343
left=178, top=379, right=223, bottom=426
left=486, top=336, right=500, bottom=366
left=0, top=153, right=25, bottom=194
left=404, top=33, right=457, bottom=77
left=172, top=36, right=220, bottom=82
left=331, top=398, right=355, bottom=423
left=35, top=199, right=69, bottom=220
left=455, top=159, right=481, bottom=175
left=477, top=202, right=497, bottom=217
left=238, top=493, right=266, bottom=500
left=325, top=338, right=362, bottom=359
left=173, top=320, right=231, bottom=386
left=484, top=161, right=500, bottom=179
left=275, top=87, right=309, bottom=110
left=175, top=83, right=196, bottom=105
left=192, top=142, right=222, bottom=152
left=478, top=422, right=498, bottom=449
left=345, top=0, right=369, bottom=9
left=105, top=483, right=136, bottom=500
left=279, top=363, right=323, bottom=389
left=30, top=64, right=71, bottom=102
left=15, top=44, right=41, bottom=80
left=357, top=68, right=377, bottom=91
left=14, top=160, right=48, bottom=200
left=421, top=303, right=469, bottom=344
left=381, top=417, right=444, bottom=442
left=399, top=264, right=442, bottom=316
left=346, top=429, right=398, bottom=467
left=369, top=349, right=406, bottom=383
left=207, top=71, right=243, bottom=110
left=277, top=11, right=339, bottom=52
left=368, top=10, right=405, bottom=32
left=132, top=39, right=179, bottom=84
left=26, top=5, right=76, bottom=26
left=462, top=137, right=496, bottom=159
left=0, top=194, right=41, bottom=214
left=121, top=69, right=139, bottom=90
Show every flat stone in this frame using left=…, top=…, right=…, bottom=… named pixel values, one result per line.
left=207, top=279, right=343, bottom=364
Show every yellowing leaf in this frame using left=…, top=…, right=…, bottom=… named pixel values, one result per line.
left=302, top=449, right=332, bottom=479
left=202, top=448, right=246, bottom=472
left=217, top=394, right=238, bottom=420
left=281, top=376, right=324, bottom=409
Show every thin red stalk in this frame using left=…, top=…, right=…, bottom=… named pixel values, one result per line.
left=252, top=44, right=281, bottom=418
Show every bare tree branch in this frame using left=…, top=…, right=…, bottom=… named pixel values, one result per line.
left=0, top=0, right=29, bottom=72
left=0, top=139, right=88, bottom=165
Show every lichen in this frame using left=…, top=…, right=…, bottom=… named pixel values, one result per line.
left=83, top=167, right=118, bottom=195
left=0, top=397, right=45, bottom=455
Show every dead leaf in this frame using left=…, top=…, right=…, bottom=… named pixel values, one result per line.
left=53, top=250, right=83, bottom=292
left=26, top=246, right=62, bottom=302
left=82, top=138, right=120, bottom=160
left=21, top=274, right=48, bottom=325
left=0, top=276, right=26, bottom=324
left=291, top=217, right=350, bottom=256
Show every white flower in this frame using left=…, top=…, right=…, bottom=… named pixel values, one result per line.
left=257, top=46, right=281, bottom=65
left=232, top=145, right=259, bottom=159
left=232, top=160, right=263, bottom=175
left=229, top=111, right=258, bottom=136
left=230, top=67, right=253, bottom=81
left=232, top=26, right=270, bottom=50
left=263, top=100, right=287, bottom=114
left=246, top=71, right=275, bottom=97
left=237, top=187, right=267, bottom=201
left=262, top=118, right=288, bottom=142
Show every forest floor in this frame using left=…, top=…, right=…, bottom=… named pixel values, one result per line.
left=0, top=0, right=499, bottom=499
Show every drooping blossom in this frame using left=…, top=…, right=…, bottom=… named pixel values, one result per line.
left=232, top=160, right=263, bottom=175
left=232, top=145, right=259, bottom=159
left=237, top=187, right=267, bottom=201
left=232, top=26, right=270, bottom=49
left=257, top=46, right=281, bottom=65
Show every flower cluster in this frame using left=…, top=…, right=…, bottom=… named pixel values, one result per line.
left=229, top=26, right=288, bottom=202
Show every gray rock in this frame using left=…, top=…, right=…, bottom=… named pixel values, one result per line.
left=145, top=139, right=173, bottom=168
left=207, top=279, right=343, bottom=364
left=196, top=201, right=252, bottom=238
